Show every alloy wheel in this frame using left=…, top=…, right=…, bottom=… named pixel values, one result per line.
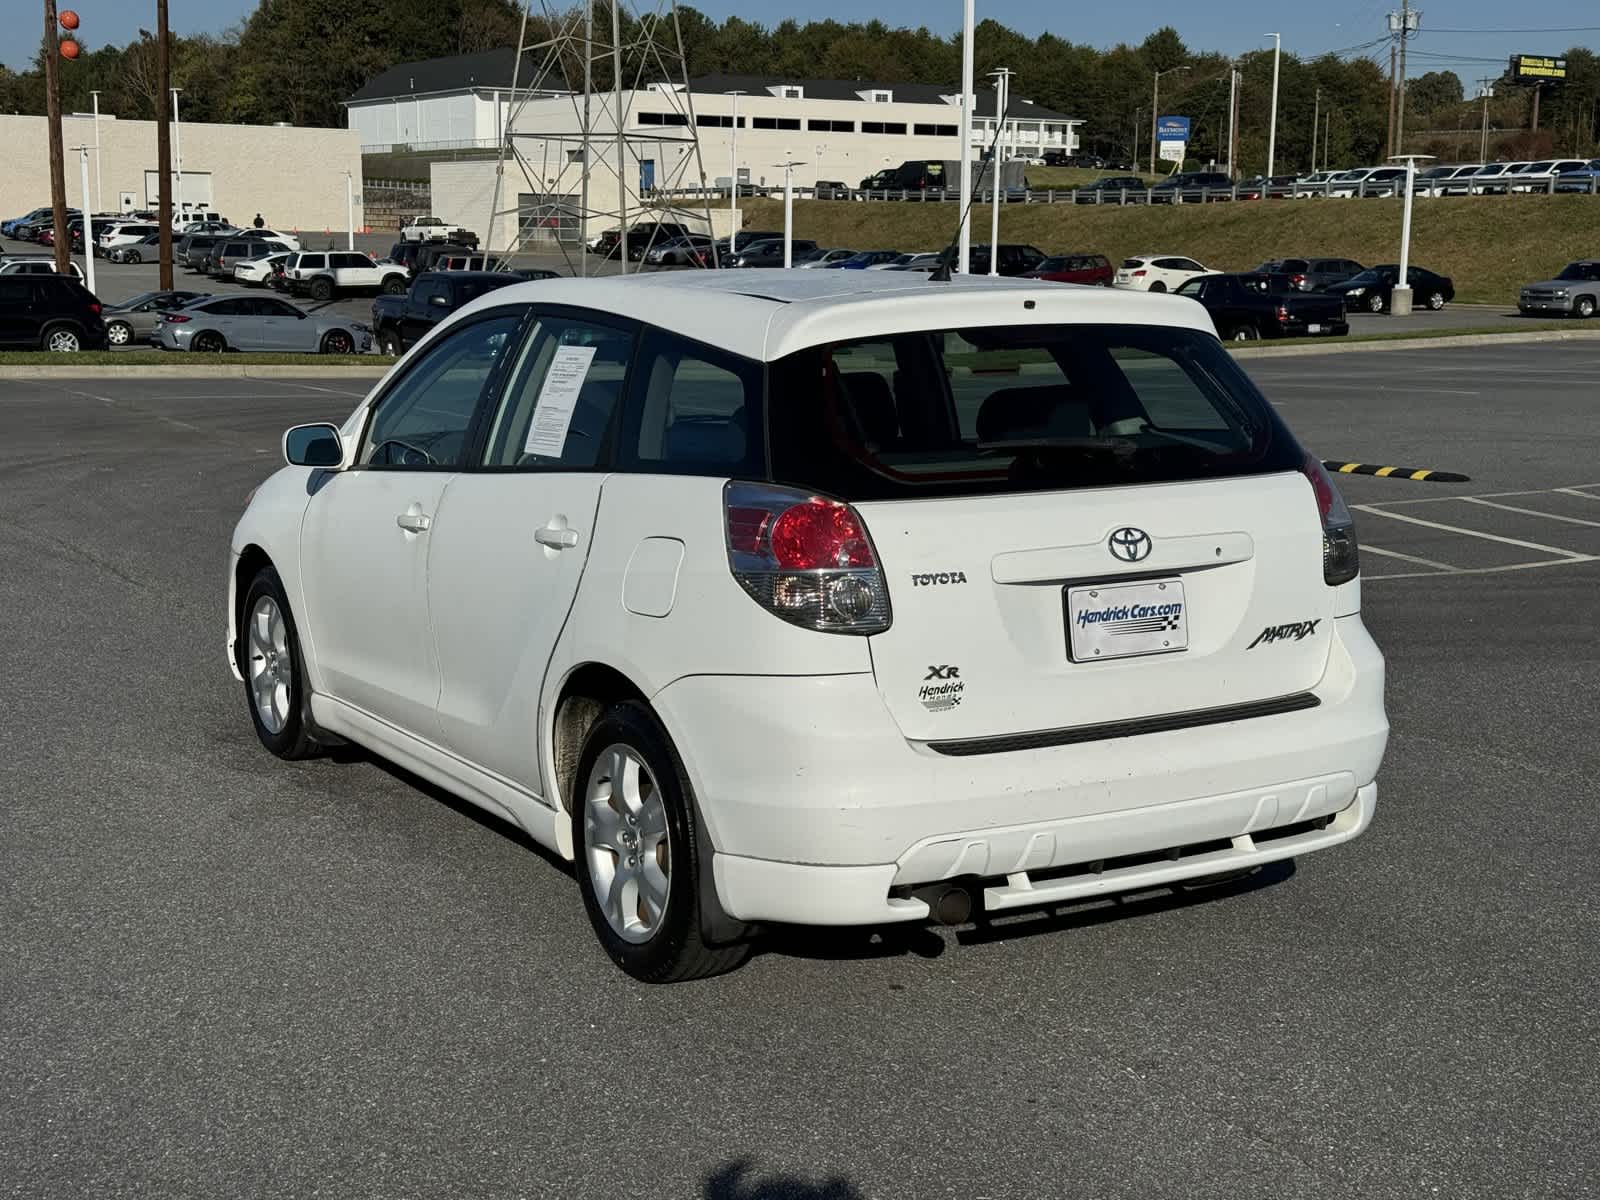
left=46, top=329, right=81, bottom=352
left=106, top=322, right=131, bottom=346
left=246, top=594, right=292, bottom=735
left=583, top=744, right=671, bottom=944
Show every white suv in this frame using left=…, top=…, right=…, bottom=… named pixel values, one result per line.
left=283, top=250, right=409, bottom=300
left=228, top=272, right=1388, bottom=982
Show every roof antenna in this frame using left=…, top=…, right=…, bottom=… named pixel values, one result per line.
left=930, top=89, right=1010, bottom=283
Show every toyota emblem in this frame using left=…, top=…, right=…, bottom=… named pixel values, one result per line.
left=1107, top=527, right=1153, bottom=562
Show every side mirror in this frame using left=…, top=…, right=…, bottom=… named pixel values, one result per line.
left=283, top=423, right=343, bottom=467
left=429, top=294, right=451, bottom=308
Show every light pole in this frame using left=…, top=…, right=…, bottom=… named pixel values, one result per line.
left=988, top=67, right=1013, bottom=274
left=726, top=90, right=745, bottom=257
left=956, top=0, right=975, bottom=273
left=1150, top=66, right=1190, bottom=176
left=89, top=89, right=103, bottom=213
left=171, top=86, right=184, bottom=223
left=1477, top=81, right=1494, bottom=163
left=344, top=171, right=355, bottom=250
left=1265, top=33, right=1281, bottom=178
left=776, top=159, right=803, bottom=266
left=76, top=146, right=96, bottom=295
left=1387, top=153, right=1434, bottom=316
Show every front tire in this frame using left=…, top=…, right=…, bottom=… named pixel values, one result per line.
left=42, top=324, right=82, bottom=352
left=125, top=249, right=142, bottom=264
left=1366, top=292, right=1386, bottom=314
left=105, top=321, right=133, bottom=346
left=1577, top=296, right=1597, bottom=319
left=1228, top=324, right=1259, bottom=342
left=239, top=567, right=319, bottom=759
left=321, top=329, right=355, bottom=355
left=572, top=702, right=751, bottom=983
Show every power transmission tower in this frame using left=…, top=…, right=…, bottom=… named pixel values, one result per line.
left=486, top=0, right=718, bottom=276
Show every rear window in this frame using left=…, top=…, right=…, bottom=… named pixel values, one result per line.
left=766, top=324, right=1301, bottom=500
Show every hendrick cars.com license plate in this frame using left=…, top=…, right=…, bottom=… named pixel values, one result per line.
left=1066, top=578, right=1189, bottom=662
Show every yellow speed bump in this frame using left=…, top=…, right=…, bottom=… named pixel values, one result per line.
left=1324, top=461, right=1470, bottom=483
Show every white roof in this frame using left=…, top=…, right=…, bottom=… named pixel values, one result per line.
left=463, top=269, right=1213, bottom=361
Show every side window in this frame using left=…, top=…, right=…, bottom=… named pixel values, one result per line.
left=301, top=254, right=326, bottom=270
left=0, top=280, right=30, bottom=304
left=360, top=313, right=523, bottom=469
left=482, top=313, right=636, bottom=469
left=622, top=329, right=764, bottom=475
left=205, top=299, right=244, bottom=316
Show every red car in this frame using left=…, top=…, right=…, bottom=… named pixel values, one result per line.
left=1021, top=252, right=1114, bottom=286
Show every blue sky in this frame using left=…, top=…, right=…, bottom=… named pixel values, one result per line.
left=11, top=1, right=1599, bottom=74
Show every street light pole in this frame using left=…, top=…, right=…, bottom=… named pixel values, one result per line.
left=89, top=89, right=103, bottom=213
left=345, top=171, right=355, bottom=250
left=77, top=146, right=96, bottom=296
left=1388, top=153, right=1433, bottom=316
left=171, top=86, right=184, bottom=224
left=1311, top=86, right=1321, bottom=173
left=776, top=159, right=802, bottom=267
left=1265, top=33, right=1282, bottom=178
left=988, top=67, right=1012, bottom=275
left=726, top=90, right=745, bottom=258
left=956, top=0, right=975, bottom=273
left=1150, top=66, right=1190, bottom=176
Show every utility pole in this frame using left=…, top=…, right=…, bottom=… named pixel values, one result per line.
left=1478, top=79, right=1494, bottom=161
left=156, top=0, right=174, bottom=290
left=1389, top=1, right=1417, bottom=154
left=1311, top=87, right=1321, bottom=172
left=1265, top=33, right=1281, bottom=178
left=1531, top=82, right=1543, bottom=132
left=987, top=67, right=1012, bottom=274
left=1325, top=109, right=1332, bottom=168
left=611, top=0, right=626, bottom=277
left=89, top=89, right=103, bottom=213
left=726, top=90, right=745, bottom=260
left=1150, top=66, right=1189, bottom=176
left=1386, top=42, right=1398, bottom=159
left=956, top=0, right=974, bottom=273
left=1225, top=70, right=1238, bottom=176
left=42, top=0, right=70, bottom=276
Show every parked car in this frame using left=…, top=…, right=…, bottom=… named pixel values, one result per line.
left=212, top=238, right=295, bottom=279
left=1238, top=174, right=1300, bottom=200
left=644, top=234, right=713, bottom=266
left=1291, top=170, right=1338, bottom=195
left=2, top=207, right=54, bottom=237
left=435, top=252, right=505, bottom=272
left=238, top=228, right=302, bottom=252
left=0, top=256, right=85, bottom=281
left=0, top=273, right=106, bottom=351
left=1150, top=172, right=1233, bottom=203
left=827, top=249, right=903, bottom=270
left=282, top=251, right=409, bottom=300
left=233, top=251, right=293, bottom=288
left=1176, top=273, right=1349, bottom=341
left=1072, top=175, right=1149, bottom=203
left=157, top=294, right=370, bottom=354
left=812, top=180, right=850, bottom=199
left=1327, top=265, right=1455, bottom=313
left=1509, top=159, right=1591, bottom=193
left=1415, top=164, right=1486, bottom=196
left=865, top=250, right=926, bottom=271
left=368, top=269, right=525, bottom=356
left=178, top=233, right=231, bottom=270
left=107, top=232, right=164, bottom=263
left=966, top=244, right=1049, bottom=276
left=590, top=222, right=691, bottom=261
left=1253, top=257, right=1365, bottom=293
left=96, top=221, right=161, bottom=256
left=101, top=289, right=210, bottom=347
left=412, top=242, right=478, bottom=274
left=1326, top=167, right=1406, bottom=198
left=732, top=239, right=819, bottom=268
left=1554, top=160, right=1600, bottom=193
left=883, top=252, right=945, bottom=273
left=796, top=248, right=858, bottom=269
left=176, top=220, right=237, bottom=237
left=1021, top=253, right=1115, bottom=286
left=399, top=216, right=478, bottom=245
left=232, top=270, right=1384, bottom=982
left=1470, top=161, right=1529, bottom=195
left=1114, top=254, right=1209, bottom=293
left=1518, top=260, right=1600, bottom=318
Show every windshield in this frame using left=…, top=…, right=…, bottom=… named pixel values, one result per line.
left=766, top=323, right=1300, bottom=500
left=1345, top=268, right=1393, bottom=285
left=1557, top=263, right=1600, bottom=281
left=1334, top=170, right=1367, bottom=181
left=1476, top=163, right=1506, bottom=175
left=111, top=291, right=159, bottom=310
left=1037, top=257, right=1070, bottom=272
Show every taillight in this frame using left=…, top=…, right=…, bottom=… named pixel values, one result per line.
left=1301, top=452, right=1360, bottom=585
left=164, top=313, right=191, bottom=323
left=1276, top=304, right=1290, bottom=322
left=88, top=302, right=100, bottom=315
left=1291, top=273, right=1307, bottom=289
left=1132, top=269, right=1147, bottom=277
left=724, top=482, right=891, bottom=634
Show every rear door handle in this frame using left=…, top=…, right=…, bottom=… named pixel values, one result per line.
left=534, top=526, right=580, bottom=549
left=396, top=510, right=432, bottom=534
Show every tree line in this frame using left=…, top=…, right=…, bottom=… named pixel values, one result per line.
left=1, top=3, right=1595, bottom=171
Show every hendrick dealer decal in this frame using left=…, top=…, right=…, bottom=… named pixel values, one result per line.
left=1074, top=599, right=1184, bottom=636
left=919, top=665, right=964, bottom=711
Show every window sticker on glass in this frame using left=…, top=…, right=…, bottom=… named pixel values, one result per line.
left=524, top=344, right=597, bottom=457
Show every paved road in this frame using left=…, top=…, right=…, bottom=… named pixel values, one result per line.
left=3, top=345, right=1597, bottom=1198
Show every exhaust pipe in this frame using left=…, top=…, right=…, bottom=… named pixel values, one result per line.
left=912, top=882, right=974, bottom=926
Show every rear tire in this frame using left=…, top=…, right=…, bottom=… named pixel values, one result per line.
left=381, top=274, right=406, bottom=295
left=572, top=702, right=752, bottom=983
left=309, top=277, right=334, bottom=301
left=41, top=324, right=82, bottom=352
left=1228, top=325, right=1259, bottom=342
left=1426, top=291, right=1446, bottom=311
left=378, top=330, right=402, bottom=356
left=191, top=330, right=226, bottom=353
left=239, top=567, right=320, bottom=760
left=1148, top=281, right=1168, bottom=294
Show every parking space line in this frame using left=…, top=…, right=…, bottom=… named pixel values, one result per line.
left=1458, top=496, right=1600, bottom=528
left=1357, top=483, right=1600, bottom=508
left=1557, top=487, right=1600, bottom=501
left=1351, top=504, right=1591, bottom=559
left=1360, top=544, right=1459, bottom=571
left=1364, top=554, right=1600, bottom=581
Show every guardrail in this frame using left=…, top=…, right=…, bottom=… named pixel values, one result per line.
left=654, top=174, right=1600, bottom=207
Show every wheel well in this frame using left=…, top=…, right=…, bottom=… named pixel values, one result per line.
left=233, top=545, right=273, bottom=670
left=551, top=664, right=648, bottom=813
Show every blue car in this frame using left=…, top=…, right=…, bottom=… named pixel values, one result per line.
left=2, top=209, right=53, bottom=238
left=1555, top=160, right=1600, bottom=194
left=827, top=249, right=903, bottom=270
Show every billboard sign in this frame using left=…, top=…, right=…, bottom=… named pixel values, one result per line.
left=1156, top=115, right=1189, bottom=165
left=1510, top=55, right=1567, bottom=81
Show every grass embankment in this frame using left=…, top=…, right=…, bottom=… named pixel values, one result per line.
left=0, top=352, right=392, bottom=367
left=739, top=193, right=1600, bottom=305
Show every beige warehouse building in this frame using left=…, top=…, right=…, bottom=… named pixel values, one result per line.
left=0, top=114, right=364, bottom=234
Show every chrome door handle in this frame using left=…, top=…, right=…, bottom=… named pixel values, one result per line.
left=534, top=526, right=580, bottom=549
left=396, top=511, right=432, bottom=533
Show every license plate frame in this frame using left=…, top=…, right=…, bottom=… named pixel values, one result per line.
left=1066, top=577, right=1189, bottom=663
left=1307, top=322, right=1322, bottom=334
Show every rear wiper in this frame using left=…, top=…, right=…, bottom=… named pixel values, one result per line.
left=977, top=436, right=1140, bottom=460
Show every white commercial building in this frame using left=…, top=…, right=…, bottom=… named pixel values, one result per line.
left=349, top=55, right=1082, bottom=247
left=0, top=113, right=364, bottom=233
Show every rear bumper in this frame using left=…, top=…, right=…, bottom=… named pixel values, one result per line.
left=656, top=614, right=1387, bottom=925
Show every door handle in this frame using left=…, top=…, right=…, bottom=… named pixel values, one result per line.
left=534, top=526, right=580, bottom=550
left=396, top=510, right=432, bottom=534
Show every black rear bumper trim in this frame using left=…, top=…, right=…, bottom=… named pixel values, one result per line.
left=925, top=692, right=1321, bottom=757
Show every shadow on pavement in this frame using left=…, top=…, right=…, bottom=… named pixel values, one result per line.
left=704, top=1157, right=866, bottom=1200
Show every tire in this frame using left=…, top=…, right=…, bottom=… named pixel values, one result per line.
left=1426, top=291, right=1446, bottom=311
left=571, top=702, right=752, bottom=983
left=321, top=329, right=356, bottom=355
left=41, top=324, right=82, bottom=352
left=105, top=321, right=133, bottom=347
left=239, top=566, right=320, bottom=760
left=1577, top=296, right=1596, bottom=319
left=191, top=330, right=226, bottom=353
left=1148, top=281, right=1168, bottom=293
left=309, top=277, right=334, bottom=301
left=125, top=249, right=142, bottom=264
left=1366, top=292, right=1386, bottom=314
left=1228, top=325, right=1259, bottom=342
left=378, top=330, right=402, bottom=356
left=380, top=274, right=406, bottom=295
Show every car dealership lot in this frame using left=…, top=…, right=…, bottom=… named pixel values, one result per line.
left=3, top=345, right=1597, bottom=1197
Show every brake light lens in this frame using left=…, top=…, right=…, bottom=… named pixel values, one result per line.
left=724, top=482, right=891, bottom=634
left=1275, top=304, right=1291, bottom=322
left=88, top=302, right=100, bottom=315
left=164, top=313, right=191, bottom=323
left=1301, top=452, right=1360, bottom=585
left=1132, top=269, right=1147, bottom=277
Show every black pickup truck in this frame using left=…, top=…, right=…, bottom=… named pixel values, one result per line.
left=1175, top=272, right=1349, bottom=342
left=368, top=269, right=555, bottom=355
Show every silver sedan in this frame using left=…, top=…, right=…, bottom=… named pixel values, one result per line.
left=156, top=295, right=372, bottom=354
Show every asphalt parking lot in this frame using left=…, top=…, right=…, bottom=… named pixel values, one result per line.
left=3, top=343, right=1598, bottom=1198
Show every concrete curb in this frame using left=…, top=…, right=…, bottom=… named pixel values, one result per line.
left=0, top=364, right=392, bottom=380
left=1231, top=328, right=1600, bottom=359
